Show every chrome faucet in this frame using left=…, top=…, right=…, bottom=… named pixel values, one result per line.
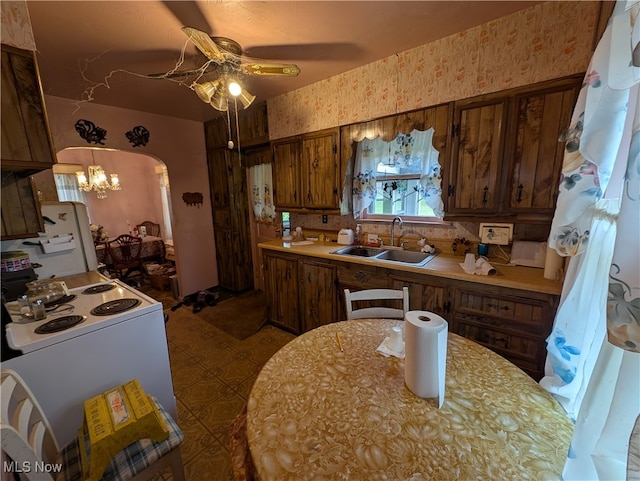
left=390, top=216, right=403, bottom=247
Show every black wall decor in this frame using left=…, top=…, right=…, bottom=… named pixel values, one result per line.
left=182, top=192, right=204, bottom=207
left=75, top=119, right=107, bottom=145
left=125, top=125, right=150, bottom=147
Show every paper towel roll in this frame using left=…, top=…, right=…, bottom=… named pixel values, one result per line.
left=544, top=246, right=565, bottom=280
left=404, top=311, right=448, bottom=407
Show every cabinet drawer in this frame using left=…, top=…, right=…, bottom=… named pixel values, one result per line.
left=455, top=290, right=548, bottom=334
left=337, top=265, right=390, bottom=289
left=452, top=317, right=542, bottom=371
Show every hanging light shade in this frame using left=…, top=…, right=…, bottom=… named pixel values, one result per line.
left=194, top=79, right=224, bottom=103
left=76, top=165, right=121, bottom=199
left=193, top=77, right=255, bottom=111
left=236, top=89, right=255, bottom=109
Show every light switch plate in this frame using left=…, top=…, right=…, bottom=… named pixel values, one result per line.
left=479, top=223, right=513, bottom=245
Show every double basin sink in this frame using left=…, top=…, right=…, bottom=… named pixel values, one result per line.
left=330, top=245, right=437, bottom=267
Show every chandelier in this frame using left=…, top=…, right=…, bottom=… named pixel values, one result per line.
left=76, top=165, right=120, bottom=199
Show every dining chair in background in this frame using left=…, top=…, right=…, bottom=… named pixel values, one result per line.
left=106, top=234, right=144, bottom=285
left=0, top=369, right=186, bottom=481
left=138, top=220, right=161, bottom=237
left=344, top=287, right=409, bottom=320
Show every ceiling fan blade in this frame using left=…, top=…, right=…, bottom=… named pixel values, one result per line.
left=241, top=62, right=301, bottom=77
left=182, top=26, right=225, bottom=63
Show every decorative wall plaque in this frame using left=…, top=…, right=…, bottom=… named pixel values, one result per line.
left=182, top=192, right=203, bottom=207
left=75, top=119, right=107, bottom=145
left=125, top=125, right=150, bottom=147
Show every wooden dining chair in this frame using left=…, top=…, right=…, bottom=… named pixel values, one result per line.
left=138, top=220, right=161, bottom=237
left=106, top=234, right=143, bottom=284
left=0, top=369, right=186, bottom=481
left=344, top=287, right=409, bottom=320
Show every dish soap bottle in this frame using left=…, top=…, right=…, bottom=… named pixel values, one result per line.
left=355, top=224, right=361, bottom=245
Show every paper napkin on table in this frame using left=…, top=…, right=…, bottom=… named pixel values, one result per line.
left=376, top=337, right=405, bottom=359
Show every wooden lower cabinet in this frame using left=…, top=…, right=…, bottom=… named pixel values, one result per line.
left=336, top=264, right=391, bottom=318
left=300, top=260, right=337, bottom=332
left=450, top=284, right=558, bottom=380
left=262, top=249, right=558, bottom=379
left=264, top=252, right=338, bottom=334
left=390, top=273, right=450, bottom=317
left=263, top=252, right=300, bottom=333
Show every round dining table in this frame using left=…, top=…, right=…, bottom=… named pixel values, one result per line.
left=247, top=319, right=573, bottom=481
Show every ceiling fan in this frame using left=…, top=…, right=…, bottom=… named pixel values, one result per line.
left=153, top=26, right=301, bottom=111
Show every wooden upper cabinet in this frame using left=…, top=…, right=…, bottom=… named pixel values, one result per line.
left=204, top=117, right=228, bottom=150
left=446, top=74, right=582, bottom=221
left=272, top=128, right=340, bottom=211
left=238, top=102, right=269, bottom=147
left=448, top=98, right=507, bottom=214
left=504, top=78, right=580, bottom=216
left=272, top=137, right=302, bottom=208
left=244, top=146, right=272, bottom=168
left=204, top=102, right=269, bottom=149
left=301, top=128, right=339, bottom=209
left=1, top=45, right=56, bottom=170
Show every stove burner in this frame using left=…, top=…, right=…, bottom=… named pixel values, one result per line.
left=82, top=284, right=117, bottom=295
left=91, top=298, right=141, bottom=316
left=44, top=294, right=76, bottom=308
left=35, top=315, right=85, bottom=334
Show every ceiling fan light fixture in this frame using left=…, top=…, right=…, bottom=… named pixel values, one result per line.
left=194, top=81, right=216, bottom=103
left=228, top=81, right=242, bottom=97
left=236, top=89, right=256, bottom=109
left=210, top=90, right=229, bottom=111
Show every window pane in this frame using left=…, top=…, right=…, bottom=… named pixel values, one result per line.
left=368, top=178, right=436, bottom=217
left=352, top=128, right=443, bottom=220
left=54, top=174, right=87, bottom=204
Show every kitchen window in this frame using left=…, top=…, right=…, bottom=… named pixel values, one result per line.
left=351, top=128, right=444, bottom=221
left=53, top=164, right=88, bottom=204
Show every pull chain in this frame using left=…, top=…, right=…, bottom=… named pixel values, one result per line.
left=234, top=97, right=241, bottom=159
left=226, top=106, right=234, bottom=149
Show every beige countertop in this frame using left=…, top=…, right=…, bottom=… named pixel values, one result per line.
left=259, top=239, right=563, bottom=295
left=247, top=319, right=573, bottom=480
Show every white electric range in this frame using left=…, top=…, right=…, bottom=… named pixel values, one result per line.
left=2, top=279, right=177, bottom=446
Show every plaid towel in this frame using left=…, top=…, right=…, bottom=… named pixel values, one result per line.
left=56, top=396, right=183, bottom=481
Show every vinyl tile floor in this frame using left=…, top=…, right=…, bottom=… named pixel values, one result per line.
left=141, top=285, right=296, bottom=480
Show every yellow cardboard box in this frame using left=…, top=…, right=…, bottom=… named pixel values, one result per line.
left=80, top=379, right=168, bottom=481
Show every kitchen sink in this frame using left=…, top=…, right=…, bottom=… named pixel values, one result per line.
left=331, top=246, right=386, bottom=257
left=330, top=246, right=437, bottom=266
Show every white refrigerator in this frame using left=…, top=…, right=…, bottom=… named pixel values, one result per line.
left=1, top=202, right=98, bottom=279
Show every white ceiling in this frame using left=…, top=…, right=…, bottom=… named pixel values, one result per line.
left=26, top=1, right=543, bottom=123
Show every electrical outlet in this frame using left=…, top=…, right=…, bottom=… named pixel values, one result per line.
left=479, top=223, right=513, bottom=245
left=322, top=215, right=328, bottom=224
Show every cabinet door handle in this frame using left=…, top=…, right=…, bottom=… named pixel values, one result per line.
left=487, top=303, right=510, bottom=311
left=482, top=186, right=489, bottom=205
left=483, top=333, right=510, bottom=349
left=516, top=184, right=524, bottom=203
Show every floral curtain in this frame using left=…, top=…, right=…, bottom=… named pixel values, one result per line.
left=541, top=2, right=640, bottom=478
left=351, top=128, right=444, bottom=219
left=249, top=163, right=276, bottom=223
